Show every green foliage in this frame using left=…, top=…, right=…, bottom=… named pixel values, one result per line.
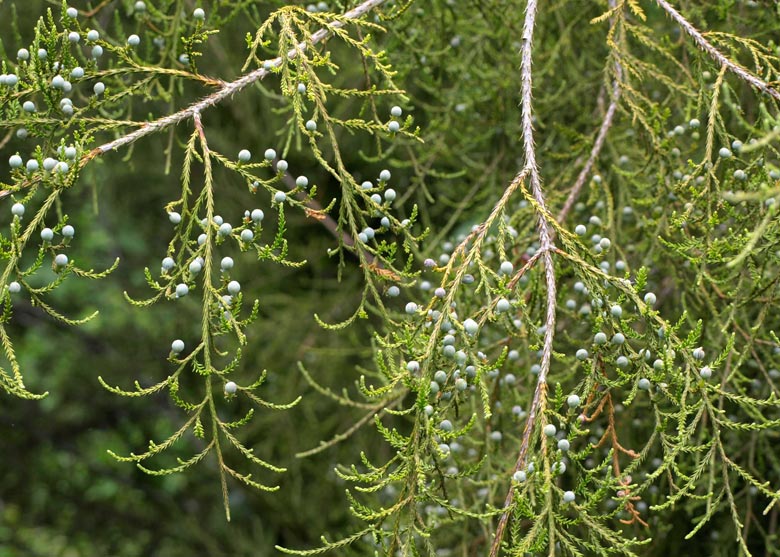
left=1, top=0, right=780, bottom=555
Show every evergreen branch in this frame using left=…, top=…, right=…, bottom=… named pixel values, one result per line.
left=653, top=0, right=780, bottom=102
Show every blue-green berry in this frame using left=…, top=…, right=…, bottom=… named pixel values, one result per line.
left=93, top=82, right=105, bottom=95
left=384, top=188, right=396, bottom=202
left=38, top=48, right=47, bottom=59
left=544, top=424, right=557, bottom=436
left=513, top=470, right=527, bottom=482
left=391, top=106, right=402, bottom=117
left=439, top=419, right=453, bottom=431
left=611, top=333, right=625, bottom=345
left=56, top=162, right=69, bottom=174
left=611, top=304, right=622, bottom=318
left=52, top=75, right=66, bottom=89
left=567, top=394, right=580, bottom=408
left=388, top=121, right=400, bottom=133
left=429, top=381, right=440, bottom=394
left=9, top=155, right=22, bottom=168
left=455, top=378, right=467, bottom=391
left=64, top=146, right=77, bottom=159
left=17, top=49, right=29, bottom=60
left=434, top=370, right=447, bottom=384
left=189, top=260, right=202, bottom=274
left=71, top=67, right=84, bottom=79
left=616, top=355, right=629, bottom=369
left=575, top=224, right=586, bottom=235
left=68, top=31, right=80, bottom=43
left=594, top=332, right=607, bottom=345
left=719, top=147, right=732, bottom=158
left=497, top=298, right=510, bottom=312
left=91, top=45, right=103, bottom=58
left=87, top=29, right=100, bottom=41
left=277, top=159, right=288, bottom=172
left=699, top=366, right=712, bottom=379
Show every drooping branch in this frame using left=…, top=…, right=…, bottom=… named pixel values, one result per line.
left=654, top=0, right=780, bottom=102
left=92, top=0, right=389, bottom=156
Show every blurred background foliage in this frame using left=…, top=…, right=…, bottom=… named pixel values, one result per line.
left=1, top=0, right=779, bottom=555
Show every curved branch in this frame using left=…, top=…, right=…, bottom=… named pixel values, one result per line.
left=654, top=0, right=780, bottom=102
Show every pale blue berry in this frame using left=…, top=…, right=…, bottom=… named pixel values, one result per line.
left=295, top=176, right=308, bottom=188
left=17, top=49, right=29, bottom=60
left=55, top=162, right=69, bottom=174
left=274, top=191, right=286, bottom=203
left=218, top=222, right=233, bottom=236
left=719, top=147, right=732, bottom=158
left=653, top=359, right=664, bottom=371
left=405, top=302, right=418, bottom=314
left=238, top=149, right=251, bottom=162
left=731, top=140, right=743, bottom=152
left=689, top=118, right=700, bottom=128
left=692, top=347, right=705, bottom=360
left=513, top=470, right=527, bottom=482
left=23, top=101, right=36, bottom=113
left=52, top=75, right=65, bottom=89
left=240, top=229, right=254, bottom=242
left=611, top=333, right=625, bottom=345
left=387, top=285, right=400, bottom=297
left=127, top=34, right=140, bottom=46
left=93, top=82, right=105, bottom=95
left=699, top=366, right=712, bottom=379
left=594, top=332, right=607, bottom=345
left=54, top=253, right=69, bottom=267
left=733, top=169, right=746, bottom=181
left=8, top=281, right=21, bottom=293
left=64, top=146, right=77, bottom=159
left=87, top=30, right=100, bottom=41
left=616, top=355, right=629, bottom=369
left=16, top=128, right=27, bottom=139
left=305, top=120, right=317, bottom=131
left=168, top=212, right=181, bottom=224
left=227, top=280, right=241, bottom=295
left=41, top=228, right=54, bottom=241
left=62, top=225, right=74, bottom=238
left=68, top=32, right=80, bottom=43
left=611, top=305, right=622, bottom=318
left=544, top=424, right=557, bottom=436
left=175, top=283, right=189, bottom=297
left=162, top=257, right=175, bottom=271
left=434, top=287, right=446, bottom=298
left=407, top=360, right=420, bottom=373
left=4, top=74, right=18, bottom=86
left=10, top=203, right=24, bottom=218
left=567, top=394, right=580, bottom=407
left=638, top=378, right=651, bottom=390
left=558, top=439, right=570, bottom=451
left=197, top=234, right=206, bottom=245
left=388, top=121, right=400, bottom=132
left=9, top=155, right=22, bottom=168
left=91, top=45, right=103, bottom=58
left=297, top=83, right=306, bottom=94
left=193, top=8, right=205, bottom=19
left=575, top=349, right=589, bottom=360
left=391, top=106, right=402, bottom=117
left=455, top=378, right=467, bottom=391
left=434, top=370, right=447, bottom=383
left=276, top=159, right=288, bottom=172
left=499, top=260, right=513, bottom=275
left=134, top=1, right=146, bottom=12
left=251, top=209, right=264, bottom=222
left=575, top=224, right=586, bottom=235
left=224, top=381, right=238, bottom=394
left=563, top=491, right=575, bottom=503
left=38, top=48, right=47, bottom=60
left=171, top=339, right=185, bottom=353
left=189, top=260, right=202, bottom=274
left=439, top=419, right=453, bottom=432
left=380, top=217, right=390, bottom=228
left=379, top=169, right=391, bottom=182
left=644, top=292, right=657, bottom=306
left=361, top=181, right=373, bottom=190
left=463, top=318, right=478, bottom=335
left=384, top=188, right=396, bottom=202
left=221, top=257, right=234, bottom=271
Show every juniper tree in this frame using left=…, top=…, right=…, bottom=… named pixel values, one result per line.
left=1, top=0, right=780, bottom=555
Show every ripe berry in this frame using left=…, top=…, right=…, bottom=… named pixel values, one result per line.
left=9, top=155, right=23, bottom=168
left=379, top=169, right=391, bottom=182
left=91, top=45, right=103, bottom=58
left=513, top=470, right=527, bottom=482
left=388, top=121, right=400, bottom=132
left=305, top=120, right=317, bottom=131
left=224, top=381, right=238, bottom=394
left=544, top=424, right=557, bottom=436
left=23, top=101, right=36, bottom=113
left=434, top=287, right=446, bottom=298
left=718, top=147, right=732, bottom=158
left=8, top=281, right=21, bottom=293
left=616, top=355, right=629, bottom=369
left=692, top=347, right=705, bottom=360
left=251, top=209, right=264, bottom=222
left=567, top=394, right=580, bottom=408
left=87, top=30, right=100, bottom=41
left=387, top=285, right=400, bottom=297
left=134, top=1, right=146, bottom=12
left=699, top=366, right=712, bottom=379
left=384, top=188, right=396, bottom=202
left=52, top=75, right=66, bottom=90
left=238, top=149, right=251, bottom=162
left=563, top=491, right=576, bottom=503
left=274, top=191, right=286, bottom=203
left=575, top=224, right=586, bottom=235
left=297, top=83, right=306, bottom=94
left=576, top=349, right=589, bottom=360
left=127, top=34, right=140, bottom=46
left=227, top=280, right=241, bottom=294
left=171, top=339, right=184, bottom=353
left=276, top=159, right=288, bottom=172
left=638, top=378, right=651, bottom=390
left=93, top=82, right=105, bottom=95
left=11, top=203, right=24, bottom=217
left=64, top=146, right=77, bottom=159
left=644, top=292, right=657, bottom=306
left=391, top=106, right=402, bottom=117
left=38, top=48, right=47, bottom=59
left=434, top=370, right=447, bottom=384
left=439, top=419, right=453, bottom=431
left=198, top=234, right=206, bottom=245
left=611, top=333, right=625, bottom=345
left=175, top=283, right=189, bottom=297
left=455, top=378, right=467, bottom=391
left=17, top=49, right=29, bottom=60
left=689, top=118, right=700, bottom=128
left=218, top=222, right=233, bottom=236
left=499, top=261, right=513, bottom=275
left=463, top=318, right=479, bottom=336
left=189, top=260, right=202, bottom=274
left=54, top=254, right=69, bottom=267
left=221, top=257, right=234, bottom=271
left=731, top=140, right=743, bottom=152
left=168, top=212, right=181, bottom=224
left=62, top=225, right=74, bottom=238
left=193, top=8, right=205, bottom=19
left=56, top=162, right=69, bottom=174
left=295, top=176, right=309, bottom=188
left=610, top=305, right=622, bottom=318
left=497, top=298, right=510, bottom=312
left=162, top=257, right=175, bottom=271
left=406, top=361, right=420, bottom=373
left=41, top=228, right=54, bottom=241
left=558, top=439, right=570, bottom=451
left=68, top=32, right=80, bottom=43
left=240, top=229, right=254, bottom=242
left=594, top=332, right=607, bottom=345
